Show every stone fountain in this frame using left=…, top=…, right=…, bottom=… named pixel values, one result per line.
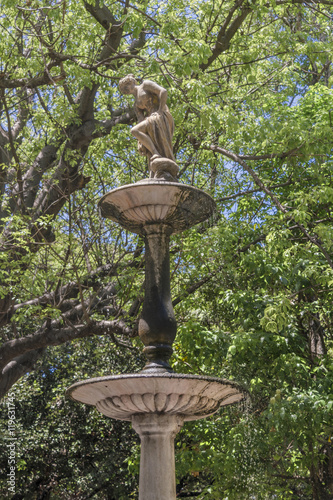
left=66, top=76, right=244, bottom=500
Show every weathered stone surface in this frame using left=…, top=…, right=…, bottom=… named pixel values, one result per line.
left=132, top=413, right=183, bottom=500
left=119, top=75, right=179, bottom=181
left=99, top=181, right=215, bottom=371
left=98, top=181, right=216, bottom=235
left=66, top=373, right=244, bottom=422
left=67, top=374, right=245, bottom=500
left=150, top=156, right=179, bottom=181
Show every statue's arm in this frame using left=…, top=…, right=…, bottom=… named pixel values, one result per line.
left=134, top=104, right=145, bottom=123
left=142, top=80, right=168, bottom=113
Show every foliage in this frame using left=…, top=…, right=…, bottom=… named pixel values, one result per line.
left=0, top=0, right=333, bottom=498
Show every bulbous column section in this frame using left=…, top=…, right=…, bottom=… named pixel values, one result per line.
left=139, top=224, right=176, bottom=372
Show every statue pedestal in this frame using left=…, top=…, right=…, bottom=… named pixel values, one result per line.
left=99, top=181, right=215, bottom=372
left=66, top=374, right=244, bottom=500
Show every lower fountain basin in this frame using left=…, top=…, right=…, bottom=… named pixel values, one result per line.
left=66, top=373, right=244, bottom=422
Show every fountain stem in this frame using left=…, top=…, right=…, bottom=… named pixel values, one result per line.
left=139, top=224, right=177, bottom=372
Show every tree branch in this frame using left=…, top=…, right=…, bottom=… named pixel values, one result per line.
left=0, top=319, right=133, bottom=373
left=218, top=180, right=293, bottom=202
left=0, top=62, right=65, bottom=89
left=11, top=89, right=32, bottom=140
left=275, top=0, right=333, bottom=5
left=200, top=1, right=251, bottom=71
left=0, top=349, right=44, bottom=399
left=83, top=0, right=117, bottom=29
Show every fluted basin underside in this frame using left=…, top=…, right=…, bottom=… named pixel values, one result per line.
left=98, top=181, right=215, bottom=235
left=66, top=373, right=244, bottom=422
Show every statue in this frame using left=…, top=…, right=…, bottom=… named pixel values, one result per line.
left=119, top=75, right=179, bottom=181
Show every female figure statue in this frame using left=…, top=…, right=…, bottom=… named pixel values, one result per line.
left=119, top=75, right=179, bottom=181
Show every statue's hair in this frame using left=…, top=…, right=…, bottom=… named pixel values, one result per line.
left=119, top=74, right=137, bottom=93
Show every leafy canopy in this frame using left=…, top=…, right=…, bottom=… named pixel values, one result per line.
left=0, top=0, right=333, bottom=498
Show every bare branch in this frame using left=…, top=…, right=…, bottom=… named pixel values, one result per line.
left=238, top=145, right=306, bottom=161
left=116, top=0, right=161, bottom=27
left=11, top=263, right=117, bottom=313
left=11, top=89, right=32, bottom=140
left=0, top=62, right=65, bottom=89
left=218, top=180, right=293, bottom=202
left=200, top=1, right=251, bottom=71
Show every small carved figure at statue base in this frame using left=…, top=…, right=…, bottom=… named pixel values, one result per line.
left=119, top=75, right=179, bottom=182
left=150, top=155, right=179, bottom=181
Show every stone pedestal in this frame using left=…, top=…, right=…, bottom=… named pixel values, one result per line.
left=132, top=414, right=183, bottom=500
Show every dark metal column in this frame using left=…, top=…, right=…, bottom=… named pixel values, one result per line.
left=139, top=224, right=176, bottom=372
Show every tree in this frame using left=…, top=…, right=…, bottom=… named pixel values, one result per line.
left=1, top=0, right=333, bottom=498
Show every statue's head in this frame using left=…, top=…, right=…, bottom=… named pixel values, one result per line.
left=119, top=74, right=137, bottom=95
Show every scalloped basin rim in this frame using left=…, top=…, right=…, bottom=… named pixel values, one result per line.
left=98, top=181, right=216, bottom=234
left=66, top=373, right=246, bottom=422
left=67, top=372, right=245, bottom=395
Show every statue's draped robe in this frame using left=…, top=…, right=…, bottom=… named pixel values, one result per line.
left=138, top=105, right=175, bottom=162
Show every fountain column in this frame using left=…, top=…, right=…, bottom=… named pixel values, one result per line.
left=66, top=180, right=245, bottom=499
left=132, top=413, right=183, bottom=500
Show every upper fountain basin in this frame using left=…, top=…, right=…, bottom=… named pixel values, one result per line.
left=98, top=180, right=216, bottom=235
